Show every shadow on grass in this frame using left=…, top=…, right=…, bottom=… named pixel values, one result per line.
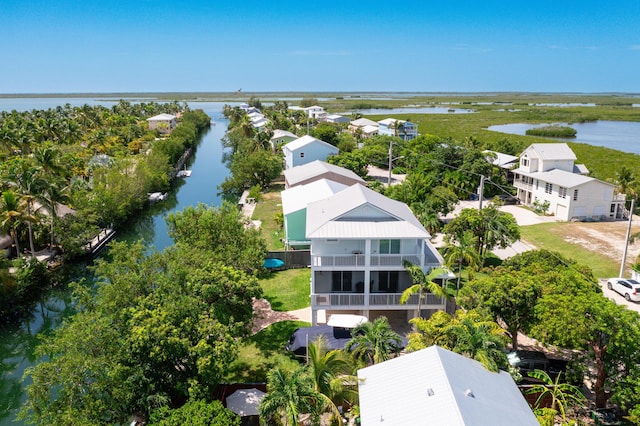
left=225, top=320, right=310, bottom=383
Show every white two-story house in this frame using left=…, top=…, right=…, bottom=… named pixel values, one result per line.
left=377, top=118, right=418, bottom=141
left=306, top=184, right=449, bottom=326
left=513, top=143, right=625, bottom=221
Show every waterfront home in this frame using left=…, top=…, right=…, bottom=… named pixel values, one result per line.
left=377, top=118, right=418, bottom=140
left=283, top=160, right=365, bottom=189
left=513, top=143, right=625, bottom=221
left=146, top=113, right=177, bottom=134
left=357, top=345, right=538, bottom=426
left=282, top=135, right=339, bottom=169
left=303, top=105, right=326, bottom=119
left=281, top=178, right=348, bottom=249
left=306, top=184, right=448, bottom=326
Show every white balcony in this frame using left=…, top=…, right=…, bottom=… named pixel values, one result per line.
left=312, top=253, right=441, bottom=269
left=311, top=293, right=445, bottom=309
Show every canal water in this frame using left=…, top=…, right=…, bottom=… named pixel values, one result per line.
left=0, top=99, right=232, bottom=425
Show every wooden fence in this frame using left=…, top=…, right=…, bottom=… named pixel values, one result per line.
left=266, top=250, right=310, bottom=269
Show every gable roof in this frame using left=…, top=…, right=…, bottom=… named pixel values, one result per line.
left=282, top=135, right=339, bottom=153
left=522, top=143, right=576, bottom=161
left=281, top=179, right=348, bottom=215
left=270, top=129, right=298, bottom=141
left=378, top=118, right=407, bottom=126
left=146, top=113, right=176, bottom=121
left=306, top=184, right=429, bottom=239
left=357, top=346, right=538, bottom=426
left=350, top=118, right=378, bottom=127
left=484, top=150, right=519, bottom=168
left=283, top=160, right=365, bottom=187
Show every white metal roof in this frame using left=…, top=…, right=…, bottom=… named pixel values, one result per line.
left=357, top=346, right=538, bottom=426
left=362, top=125, right=379, bottom=135
left=146, top=113, right=176, bottom=121
left=281, top=179, right=348, bottom=215
left=270, top=129, right=298, bottom=140
left=484, top=150, right=519, bottom=168
left=378, top=118, right=411, bottom=126
left=513, top=168, right=615, bottom=188
left=282, top=135, right=338, bottom=153
left=522, top=143, right=577, bottom=161
left=306, top=184, right=429, bottom=239
left=350, top=118, right=378, bottom=127
left=283, top=160, right=365, bottom=187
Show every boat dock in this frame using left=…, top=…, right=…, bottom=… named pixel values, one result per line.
left=83, top=228, right=116, bottom=255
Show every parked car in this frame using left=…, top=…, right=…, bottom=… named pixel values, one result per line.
left=507, top=350, right=569, bottom=381
left=607, top=278, right=640, bottom=302
left=496, top=194, right=520, bottom=205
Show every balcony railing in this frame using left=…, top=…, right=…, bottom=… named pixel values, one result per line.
left=311, top=293, right=445, bottom=308
left=370, top=254, right=420, bottom=266
left=312, top=253, right=442, bottom=269
left=312, top=254, right=365, bottom=267
left=513, top=180, right=533, bottom=190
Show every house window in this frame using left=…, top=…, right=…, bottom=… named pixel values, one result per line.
left=379, top=239, right=400, bottom=254
left=300, top=152, right=305, bottom=158
left=536, top=179, right=539, bottom=190
left=331, top=271, right=352, bottom=292
left=545, top=183, right=552, bottom=194
left=573, top=189, right=579, bottom=201
left=522, top=158, right=529, bottom=167
left=559, top=186, right=567, bottom=199
left=378, top=271, right=399, bottom=293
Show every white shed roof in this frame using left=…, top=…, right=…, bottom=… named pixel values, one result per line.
left=281, top=179, right=348, bottom=215
left=282, top=135, right=338, bottom=153
left=146, top=113, right=176, bottom=121
left=357, top=346, right=538, bottom=426
left=306, top=184, right=429, bottom=239
left=283, top=160, right=365, bottom=187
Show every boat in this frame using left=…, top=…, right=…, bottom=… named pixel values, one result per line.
left=176, top=170, right=192, bottom=178
left=148, top=192, right=168, bottom=202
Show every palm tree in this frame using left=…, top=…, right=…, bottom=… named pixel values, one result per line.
left=0, top=190, right=27, bottom=256
left=443, top=231, right=481, bottom=292
left=345, top=316, right=402, bottom=365
left=446, top=310, right=507, bottom=372
left=525, top=370, right=586, bottom=422
left=307, top=337, right=358, bottom=422
left=616, top=166, right=635, bottom=197
left=259, top=366, right=322, bottom=426
left=400, top=261, right=450, bottom=318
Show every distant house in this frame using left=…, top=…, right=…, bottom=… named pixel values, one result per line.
left=270, top=129, right=298, bottom=151
left=303, top=105, right=326, bottom=119
left=306, top=184, right=449, bottom=325
left=283, top=160, right=365, bottom=189
left=513, top=143, right=625, bottom=221
left=324, top=114, right=350, bottom=124
left=485, top=150, right=519, bottom=184
left=377, top=118, right=418, bottom=140
left=357, top=345, right=538, bottom=426
left=146, top=113, right=177, bottom=134
left=281, top=179, right=348, bottom=249
left=349, top=117, right=378, bottom=132
left=282, top=135, right=339, bottom=169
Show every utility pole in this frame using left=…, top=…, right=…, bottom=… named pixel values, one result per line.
left=620, top=198, right=635, bottom=277
left=388, top=139, right=393, bottom=186
left=478, top=175, right=485, bottom=210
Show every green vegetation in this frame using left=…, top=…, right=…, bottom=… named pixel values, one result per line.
left=525, top=125, right=577, bottom=138
left=519, top=223, right=618, bottom=278
left=259, top=268, right=310, bottom=311
left=251, top=186, right=285, bottom=250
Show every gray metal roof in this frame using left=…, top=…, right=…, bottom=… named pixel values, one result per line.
left=357, top=345, right=538, bottom=426
left=350, top=118, right=378, bottom=127
left=281, top=179, right=348, bottom=215
left=146, top=113, right=176, bottom=121
left=284, top=160, right=365, bottom=187
left=522, top=143, right=577, bottom=161
left=306, top=184, right=429, bottom=239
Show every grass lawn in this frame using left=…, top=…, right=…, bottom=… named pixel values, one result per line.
left=519, top=223, right=619, bottom=278
left=259, top=268, right=311, bottom=311
left=225, top=320, right=308, bottom=382
left=252, top=185, right=285, bottom=251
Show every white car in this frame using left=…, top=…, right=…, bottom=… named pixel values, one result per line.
left=607, top=278, right=640, bottom=302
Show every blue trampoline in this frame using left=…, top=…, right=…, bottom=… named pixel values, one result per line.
left=263, top=258, right=285, bottom=269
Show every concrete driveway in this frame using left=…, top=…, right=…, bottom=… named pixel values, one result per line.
left=598, top=279, right=640, bottom=313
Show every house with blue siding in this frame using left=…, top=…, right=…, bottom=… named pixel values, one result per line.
left=282, top=135, right=339, bottom=169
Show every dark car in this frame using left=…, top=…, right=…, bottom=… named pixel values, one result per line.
left=496, top=194, right=520, bottom=205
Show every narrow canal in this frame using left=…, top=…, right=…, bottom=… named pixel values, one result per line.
left=0, top=100, right=232, bottom=425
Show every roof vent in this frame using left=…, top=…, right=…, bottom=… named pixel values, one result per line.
left=465, top=388, right=475, bottom=398
left=427, top=388, right=435, bottom=397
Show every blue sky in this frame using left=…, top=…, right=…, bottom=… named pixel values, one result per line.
left=2, top=0, right=640, bottom=93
